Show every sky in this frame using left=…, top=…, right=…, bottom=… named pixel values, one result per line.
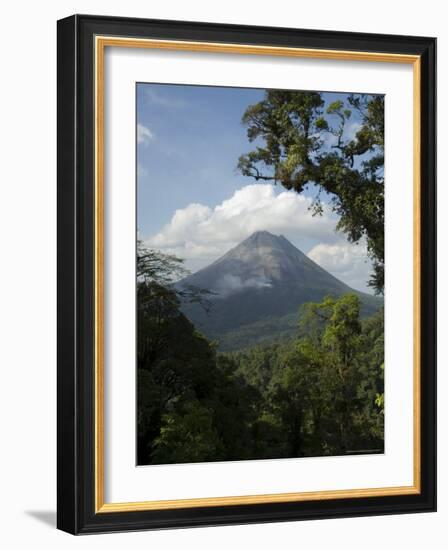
left=136, top=83, right=378, bottom=293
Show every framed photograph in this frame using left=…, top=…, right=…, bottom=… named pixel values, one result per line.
left=57, top=14, right=436, bottom=534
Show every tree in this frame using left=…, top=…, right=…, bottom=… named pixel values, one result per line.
left=151, top=401, right=223, bottom=464
left=298, top=294, right=384, bottom=454
left=137, top=243, right=261, bottom=464
left=238, top=91, right=384, bottom=293
left=267, top=346, right=310, bottom=457
left=137, top=240, right=212, bottom=309
left=137, top=244, right=384, bottom=464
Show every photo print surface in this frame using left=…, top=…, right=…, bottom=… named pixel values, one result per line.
left=136, top=83, right=385, bottom=466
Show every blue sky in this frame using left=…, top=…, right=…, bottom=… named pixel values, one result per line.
left=137, top=84, right=265, bottom=236
left=136, top=83, right=378, bottom=293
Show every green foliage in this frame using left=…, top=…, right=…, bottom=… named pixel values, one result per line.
left=137, top=243, right=384, bottom=464
left=151, top=401, right=223, bottom=464
left=228, top=294, right=384, bottom=458
left=375, top=363, right=385, bottom=415
left=137, top=244, right=260, bottom=465
left=137, top=240, right=213, bottom=313
left=208, top=291, right=382, bottom=352
left=238, top=92, right=384, bottom=293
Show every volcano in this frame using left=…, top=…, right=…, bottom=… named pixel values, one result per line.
left=179, top=231, right=382, bottom=350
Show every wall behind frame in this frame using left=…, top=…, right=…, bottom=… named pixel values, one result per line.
left=0, top=0, right=442, bottom=548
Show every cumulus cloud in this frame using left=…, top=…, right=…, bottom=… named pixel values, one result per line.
left=308, top=241, right=372, bottom=292
left=144, top=184, right=373, bottom=292
left=213, top=274, right=273, bottom=299
left=137, top=123, right=154, bottom=145
left=147, top=184, right=336, bottom=253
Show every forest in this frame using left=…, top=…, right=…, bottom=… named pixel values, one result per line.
left=137, top=90, right=385, bottom=465
left=137, top=244, right=384, bottom=465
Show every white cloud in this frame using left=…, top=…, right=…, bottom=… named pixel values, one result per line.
left=308, top=241, right=372, bottom=292
left=144, top=184, right=373, bottom=292
left=146, top=184, right=334, bottom=254
left=137, top=123, right=154, bottom=145
left=321, top=132, right=339, bottom=148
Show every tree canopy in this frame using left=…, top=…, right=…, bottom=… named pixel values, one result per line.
left=137, top=244, right=260, bottom=464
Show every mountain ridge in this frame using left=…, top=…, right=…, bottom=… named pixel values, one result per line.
left=179, top=231, right=382, bottom=350
left=186, top=230, right=353, bottom=290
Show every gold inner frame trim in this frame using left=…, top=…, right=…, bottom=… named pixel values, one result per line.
left=94, top=35, right=421, bottom=513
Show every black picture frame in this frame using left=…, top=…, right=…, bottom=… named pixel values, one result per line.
left=57, top=14, right=436, bottom=534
